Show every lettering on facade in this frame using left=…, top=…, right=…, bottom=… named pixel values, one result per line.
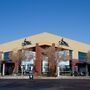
left=22, top=38, right=32, bottom=46
left=59, top=38, right=69, bottom=47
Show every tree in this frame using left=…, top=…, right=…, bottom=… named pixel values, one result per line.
left=55, top=49, right=71, bottom=77
left=10, top=49, right=23, bottom=74
left=41, top=45, right=71, bottom=77
left=40, top=45, right=56, bottom=76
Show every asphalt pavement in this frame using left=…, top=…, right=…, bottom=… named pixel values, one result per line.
left=0, top=79, right=90, bottom=90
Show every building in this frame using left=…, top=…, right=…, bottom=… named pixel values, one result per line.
left=0, top=32, right=90, bottom=76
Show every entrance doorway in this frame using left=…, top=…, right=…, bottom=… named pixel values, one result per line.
left=21, top=61, right=34, bottom=75
left=1, top=62, right=15, bottom=75
left=58, top=60, right=71, bottom=76
left=78, top=63, right=87, bottom=76
left=88, top=64, right=90, bottom=76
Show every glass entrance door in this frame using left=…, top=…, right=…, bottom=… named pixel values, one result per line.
left=21, top=61, right=34, bottom=75
left=59, top=61, right=71, bottom=76
left=42, top=57, right=48, bottom=75
left=21, top=51, right=35, bottom=75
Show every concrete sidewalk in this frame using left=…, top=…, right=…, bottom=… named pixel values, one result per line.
left=0, top=76, right=29, bottom=79
left=36, top=76, right=90, bottom=79
left=0, top=76, right=90, bottom=79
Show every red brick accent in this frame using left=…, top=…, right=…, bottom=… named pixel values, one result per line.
left=72, top=59, right=78, bottom=66
left=34, top=43, right=42, bottom=76
left=71, top=59, right=79, bottom=72
left=34, top=43, right=56, bottom=76
left=48, top=43, right=56, bottom=76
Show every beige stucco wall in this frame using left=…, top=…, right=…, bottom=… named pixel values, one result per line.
left=0, top=32, right=89, bottom=59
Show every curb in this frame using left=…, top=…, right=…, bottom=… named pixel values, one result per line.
left=0, top=76, right=90, bottom=79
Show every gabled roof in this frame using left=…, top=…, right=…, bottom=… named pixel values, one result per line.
left=0, top=32, right=89, bottom=52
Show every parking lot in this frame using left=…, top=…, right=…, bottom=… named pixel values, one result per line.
left=0, top=79, right=90, bottom=90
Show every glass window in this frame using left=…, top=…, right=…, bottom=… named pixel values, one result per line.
left=69, top=50, right=72, bottom=60
left=4, top=52, right=10, bottom=60
left=42, top=57, right=48, bottom=73
left=55, top=50, right=71, bottom=61
left=59, top=61, right=70, bottom=72
left=78, top=52, right=87, bottom=62
left=21, top=60, right=34, bottom=71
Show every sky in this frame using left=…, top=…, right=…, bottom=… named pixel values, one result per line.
left=0, top=0, right=90, bottom=44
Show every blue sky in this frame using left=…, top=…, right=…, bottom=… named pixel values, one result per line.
left=0, top=0, right=90, bottom=44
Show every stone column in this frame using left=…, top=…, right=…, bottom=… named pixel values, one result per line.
left=72, top=61, right=75, bottom=76
left=35, top=43, right=42, bottom=76
left=2, top=63, right=5, bottom=76
left=72, top=60, right=77, bottom=76
left=86, top=64, right=88, bottom=76
left=57, top=65, right=60, bottom=77
left=48, top=43, right=56, bottom=76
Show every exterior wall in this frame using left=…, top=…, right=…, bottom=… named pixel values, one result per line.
left=0, top=32, right=90, bottom=76
left=0, top=53, right=4, bottom=60
left=0, top=32, right=89, bottom=54
left=48, top=43, right=56, bottom=76
left=0, top=52, right=2, bottom=60
left=34, top=43, right=42, bottom=76
left=73, top=50, right=78, bottom=60
left=34, top=43, right=56, bottom=76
